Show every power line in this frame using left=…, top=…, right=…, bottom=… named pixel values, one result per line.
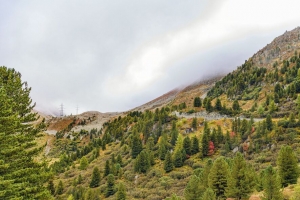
left=60, top=103, right=64, bottom=117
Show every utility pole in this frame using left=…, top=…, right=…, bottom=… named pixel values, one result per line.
left=60, top=104, right=64, bottom=117
left=76, top=105, right=79, bottom=115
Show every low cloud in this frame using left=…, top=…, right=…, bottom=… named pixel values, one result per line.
left=1, top=0, right=300, bottom=114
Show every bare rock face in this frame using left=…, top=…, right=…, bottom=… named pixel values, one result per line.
left=252, top=27, right=300, bottom=67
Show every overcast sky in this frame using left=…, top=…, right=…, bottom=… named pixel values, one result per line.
left=1, top=0, right=300, bottom=115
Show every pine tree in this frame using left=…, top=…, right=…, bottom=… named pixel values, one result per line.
left=164, top=151, right=174, bottom=173
left=191, top=136, right=199, bottom=155
left=159, top=140, right=167, bottom=160
left=266, top=114, right=273, bottom=131
left=184, top=175, right=205, bottom=200
left=202, top=122, right=210, bottom=157
left=90, top=167, right=100, bottom=188
left=205, top=98, right=213, bottom=112
left=79, top=156, right=88, bottom=170
left=192, top=117, right=197, bottom=130
left=134, top=150, right=150, bottom=173
left=77, top=174, right=83, bottom=184
left=105, top=174, right=116, bottom=197
left=131, top=132, right=143, bottom=158
left=202, top=188, right=216, bottom=200
left=183, top=136, right=191, bottom=155
left=0, top=67, right=52, bottom=199
left=215, top=98, right=222, bottom=111
left=56, top=180, right=64, bottom=195
left=202, top=159, right=213, bottom=188
left=117, top=154, right=123, bottom=166
left=170, top=122, right=179, bottom=146
left=116, top=182, right=126, bottom=200
left=277, top=145, right=299, bottom=187
left=262, top=166, right=283, bottom=200
left=173, top=149, right=184, bottom=168
left=208, top=157, right=230, bottom=199
left=194, top=97, right=202, bottom=107
left=232, top=100, right=240, bottom=112
left=48, top=180, right=55, bottom=196
left=226, top=152, right=255, bottom=199
left=104, top=160, right=111, bottom=177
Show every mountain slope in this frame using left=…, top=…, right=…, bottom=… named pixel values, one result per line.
left=42, top=27, right=300, bottom=200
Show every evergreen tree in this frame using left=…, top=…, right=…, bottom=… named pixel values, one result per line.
left=277, top=145, right=299, bottom=187
left=90, top=167, right=100, bottom=188
left=266, top=114, right=273, bottom=131
left=79, top=156, right=88, bottom=170
left=202, top=188, right=216, bottom=200
left=105, top=174, right=116, bottom=197
left=164, top=151, right=174, bottom=173
left=202, top=122, right=210, bottom=157
left=194, top=97, right=202, bottom=107
left=48, top=180, right=55, bottom=196
left=159, top=140, right=167, bottom=160
left=205, top=98, right=213, bottom=112
left=134, top=150, right=150, bottom=173
left=117, top=154, right=123, bottom=166
left=131, top=133, right=142, bottom=158
left=202, top=159, right=213, bottom=188
left=262, top=166, right=283, bottom=200
left=183, top=136, right=191, bottom=155
left=191, top=136, right=199, bottom=155
left=184, top=175, right=204, bottom=200
left=77, top=174, right=83, bottom=184
left=192, top=117, right=197, bottom=130
left=116, top=182, right=126, bottom=200
left=104, top=160, right=111, bottom=177
left=226, top=152, right=255, bottom=199
left=173, top=149, right=184, bottom=168
left=0, top=67, right=52, bottom=199
left=215, top=98, right=222, bottom=111
left=170, top=121, right=178, bottom=146
left=56, top=180, right=64, bottom=195
left=208, top=157, right=230, bottom=199
left=232, top=100, right=240, bottom=112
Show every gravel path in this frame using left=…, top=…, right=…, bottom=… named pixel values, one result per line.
left=173, top=111, right=264, bottom=122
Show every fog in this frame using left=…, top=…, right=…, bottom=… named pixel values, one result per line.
left=1, top=0, right=300, bottom=115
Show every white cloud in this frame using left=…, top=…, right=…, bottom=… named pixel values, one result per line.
left=2, top=0, right=300, bottom=114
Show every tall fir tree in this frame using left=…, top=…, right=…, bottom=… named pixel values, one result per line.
left=215, top=98, right=222, bottom=111
left=202, top=188, right=216, bottom=200
left=184, top=175, right=205, bottom=200
left=56, top=180, right=64, bottom=195
left=116, top=182, right=126, bottom=200
left=191, top=136, right=199, bottom=155
left=134, top=150, right=150, bottom=173
left=192, top=117, right=197, bottom=130
left=164, top=151, right=174, bottom=173
left=226, top=152, right=255, bottom=199
left=266, top=114, right=273, bottom=131
left=0, top=67, right=52, bottom=199
left=104, top=160, right=111, bottom=177
left=183, top=136, right=191, bottom=155
left=105, top=174, right=116, bottom=197
left=208, top=157, right=230, bottom=199
left=262, top=166, right=283, bottom=200
left=131, top=132, right=143, bottom=158
left=277, top=145, right=299, bottom=187
left=202, top=122, right=210, bottom=157
left=90, top=167, right=100, bottom=188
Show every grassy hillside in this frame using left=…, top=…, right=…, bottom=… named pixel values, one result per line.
left=43, top=27, right=300, bottom=200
